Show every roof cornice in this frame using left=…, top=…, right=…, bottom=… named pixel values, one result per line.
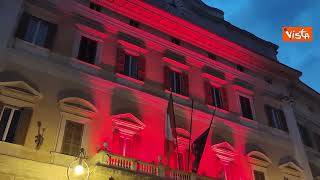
left=92, top=0, right=301, bottom=80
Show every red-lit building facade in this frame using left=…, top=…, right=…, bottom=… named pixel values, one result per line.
left=0, top=0, right=318, bottom=179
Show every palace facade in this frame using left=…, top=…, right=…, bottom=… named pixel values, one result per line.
left=0, top=0, right=319, bottom=179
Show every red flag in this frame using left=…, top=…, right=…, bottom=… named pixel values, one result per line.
left=164, top=93, right=178, bottom=168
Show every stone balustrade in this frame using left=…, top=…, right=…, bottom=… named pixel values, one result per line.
left=91, top=151, right=214, bottom=179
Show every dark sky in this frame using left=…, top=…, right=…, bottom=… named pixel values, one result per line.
left=203, top=0, right=319, bottom=93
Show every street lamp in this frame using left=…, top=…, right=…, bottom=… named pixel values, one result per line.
left=67, top=148, right=90, bottom=180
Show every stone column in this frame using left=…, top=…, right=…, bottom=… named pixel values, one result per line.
left=281, top=96, right=313, bottom=180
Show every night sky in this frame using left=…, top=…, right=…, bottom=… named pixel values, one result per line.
left=203, top=0, right=319, bottom=93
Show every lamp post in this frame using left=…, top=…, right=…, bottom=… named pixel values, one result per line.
left=67, top=148, right=90, bottom=180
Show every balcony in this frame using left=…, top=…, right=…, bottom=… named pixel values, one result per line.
left=90, top=151, right=214, bottom=180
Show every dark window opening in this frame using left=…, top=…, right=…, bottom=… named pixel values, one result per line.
left=124, top=54, right=139, bottom=79
left=170, top=70, right=182, bottom=94
left=264, top=105, right=288, bottom=132
left=253, top=170, right=266, bottom=180
left=129, top=19, right=140, bottom=28
left=16, top=13, right=57, bottom=48
left=236, top=65, right=244, bottom=72
left=171, top=37, right=181, bottom=45
left=211, top=87, right=223, bottom=109
left=298, top=124, right=313, bottom=147
left=0, top=107, right=26, bottom=144
left=90, top=2, right=102, bottom=12
left=77, top=36, right=98, bottom=64
left=240, top=96, right=253, bottom=120
left=208, top=53, right=216, bottom=60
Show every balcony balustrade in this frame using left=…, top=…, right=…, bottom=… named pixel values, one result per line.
left=91, top=151, right=214, bottom=179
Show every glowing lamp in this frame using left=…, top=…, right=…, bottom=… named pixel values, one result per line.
left=67, top=148, right=90, bottom=180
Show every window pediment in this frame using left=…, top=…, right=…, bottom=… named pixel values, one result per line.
left=0, top=81, right=42, bottom=103
left=58, top=97, right=97, bottom=120
left=279, top=160, right=303, bottom=177
left=247, top=151, right=272, bottom=167
left=118, top=40, right=148, bottom=56
left=211, top=141, right=236, bottom=164
left=111, top=113, right=146, bottom=138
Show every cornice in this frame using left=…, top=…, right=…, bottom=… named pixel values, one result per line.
left=92, top=0, right=301, bottom=80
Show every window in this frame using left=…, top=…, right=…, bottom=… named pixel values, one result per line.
left=0, top=106, right=32, bottom=145
left=89, top=2, right=102, bottom=12
left=16, top=13, right=57, bottom=48
left=115, top=48, right=146, bottom=81
left=124, top=54, right=139, bottom=79
left=164, top=67, right=189, bottom=96
left=211, top=87, right=224, bottom=109
left=236, top=65, right=244, bottom=72
left=254, top=170, right=266, bottom=180
left=61, top=120, right=84, bottom=156
left=77, top=36, right=98, bottom=64
left=208, top=53, right=216, bottom=60
left=205, top=82, right=228, bottom=110
left=239, top=96, right=254, bottom=120
left=129, top=19, right=140, bottom=28
left=298, top=124, right=312, bottom=147
left=170, top=70, right=182, bottom=94
left=314, top=133, right=320, bottom=152
left=264, top=105, right=288, bottom=132
left=171, top=37, right=181, bottom=45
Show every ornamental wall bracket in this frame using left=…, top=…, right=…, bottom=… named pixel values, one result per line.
left=279, top=94, right=295, bottom=107
left=35, top=121, right=45, bottom=150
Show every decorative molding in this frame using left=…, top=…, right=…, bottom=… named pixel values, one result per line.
left=75, top=23, right=108, bottom=41
left=111, top=113, right=146, bottom=138
left=211, top=141, right=236, bottom=165
left=278, top=161, right=303, bottom=177
left=162, top=57, right=189, bottom=71
left=0, top=81, right=42, bottom=103
left=58, top=97, right=97, bottom=121
left=232, top=84, right=254, bottom=95
left=118, top=39, right=148, bottom=56
left=201, top=73, right=227, bottom=87
left=247, top=151, right=272, bottom=167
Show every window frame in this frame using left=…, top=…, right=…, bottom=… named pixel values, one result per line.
left=0, top=105, right=21, bottom=142
left=124, top=54, right=139, bottom=79
left=60, top=119, right=85, bottom=156
left=72, top=24, right=106, bottom=67
left=56, top=112, right=89, bottom=156
left=237, top=92, right=255, bottom=121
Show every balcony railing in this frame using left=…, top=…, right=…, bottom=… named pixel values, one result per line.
left=91, top=151, right=214, bottom=179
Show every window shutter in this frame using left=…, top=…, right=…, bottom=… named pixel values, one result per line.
left=278, top=109, right=289, bottom=132
left=264, top=105, right=274, bottom=127
left=14, top=107, right=33, bottom=145
left=204, top=81, right=213, bottom=105
left=44, top=23, right=57, bottom=49
left=116, top=48, right=125, bottom=74
left=137, top=55, right=146, bottom=81
left=221, top=87, right=229, bottom=110
left=15, top=13, right=30, bottom=39
left=0, top=101, right=4, bottom=112
left=181, top=72, right=189, bottom=96
left=164, top=66, right=170, bottom=90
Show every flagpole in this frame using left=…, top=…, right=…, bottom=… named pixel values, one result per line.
left=187, top=99, right=194, bottom=172
left=170, top=92, right=180, bottom=169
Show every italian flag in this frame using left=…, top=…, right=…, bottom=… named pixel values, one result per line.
left=164, top=93, right=178, bottom=168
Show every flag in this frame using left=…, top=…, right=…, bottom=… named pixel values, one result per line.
left=164, top=93, right=178, bottom=168
left=191, top=120, right=213, bottom=173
